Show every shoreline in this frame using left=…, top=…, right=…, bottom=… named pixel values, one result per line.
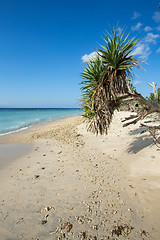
left=0, top=112, right=81, bottom=139
left=0, top=115, right=81, bottom=144
left=0, top=112, right=160, bottom=239
left=0, top=115, right=81, bottom=170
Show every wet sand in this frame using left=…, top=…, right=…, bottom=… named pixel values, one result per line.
left=0, top=143, right=32, bottom=169
left=0, top=112, right=160, bottom=239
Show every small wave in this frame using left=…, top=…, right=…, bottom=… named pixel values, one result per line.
left=0, top=109, right=81, bottom=136
left=0, top=126, right=30, bottom=136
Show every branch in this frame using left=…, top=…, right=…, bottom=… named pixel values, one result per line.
left=140, top=123, right=160, bottom=130
left=140, top=123, right=160, bottom=147
left=126, top=89, right=160, bottom=113
left=121, top=114, right=138, bottom=122
left=120, top=88, right=160, bottom=127
left=128, top=90, right=153, bottom=108
left=123, top=116, right=141, bottom=127
left=148, top=82, right=158, bottom=103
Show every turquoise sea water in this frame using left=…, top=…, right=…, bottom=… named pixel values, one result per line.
left=0, top=108, right=81, bottom=136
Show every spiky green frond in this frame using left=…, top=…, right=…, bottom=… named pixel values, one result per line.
left=80, top=55, right=104, bottom=120
left=80, top=55, right=104, bottom=91
left=99, top=26, right=140, bottom=72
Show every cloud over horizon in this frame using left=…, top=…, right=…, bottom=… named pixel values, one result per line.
left=0, top=101, right=8, bottom=106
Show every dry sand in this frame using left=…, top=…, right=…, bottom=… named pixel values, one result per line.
left=0, top=112, right=160, bottom=239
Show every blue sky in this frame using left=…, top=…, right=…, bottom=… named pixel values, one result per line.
left=0, top=0, right=160, bottom=108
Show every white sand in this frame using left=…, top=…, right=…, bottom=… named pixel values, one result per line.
left=0, top=112, right=160, bottom=239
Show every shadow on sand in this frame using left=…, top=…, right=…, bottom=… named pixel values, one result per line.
left=126, top=125, right=156, bottom=153
left=127, top=135, right=153, bottom=153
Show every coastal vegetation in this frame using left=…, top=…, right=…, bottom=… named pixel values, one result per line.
left=146, top=87, right=160, bottom=104
left=80, top=26, right=160, bottom=137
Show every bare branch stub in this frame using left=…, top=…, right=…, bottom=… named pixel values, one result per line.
left=147, top=82, right=158, bottom=103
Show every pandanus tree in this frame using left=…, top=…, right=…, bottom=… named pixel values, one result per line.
left=80, top=56, right=104, bottom=120
left=81, top=27, right=160, bottom=136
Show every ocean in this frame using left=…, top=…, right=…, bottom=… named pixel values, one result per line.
left=0, top=108, right=81, bottom=136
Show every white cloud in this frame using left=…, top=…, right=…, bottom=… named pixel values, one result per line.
left=145, top=32, right=160, bottom=44
left=132, top=22, right=142, bottom=31
left=82, top=51, right=99, bottom=63
left=156, top=25, right=160, bottom=31
left=131, top=11, right=141, bottom=20
left=132, top=42, right=151, bottom=60
left=152, top=11, right=160, bottom=23
left=132, top=31, right=160, bottom=59
left=156, top=47, right=160, bottom=53
left=133, top=80, right=142, bottom=85
left=144, top=26, right=152, bottom=32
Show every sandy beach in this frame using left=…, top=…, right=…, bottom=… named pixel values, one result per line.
left=0, top=111, right=160, bottom=239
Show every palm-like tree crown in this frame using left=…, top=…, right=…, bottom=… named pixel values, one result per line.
left=81, top=27, right=140, bottom=134
left=99, top=27, right=139, bottom=71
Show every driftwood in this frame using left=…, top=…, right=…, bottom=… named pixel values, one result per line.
left=140, top=123, right=160, bottom=148
left=121, top=82, right=160, bottom=127
left=121, top=82, right=160, bottom=147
